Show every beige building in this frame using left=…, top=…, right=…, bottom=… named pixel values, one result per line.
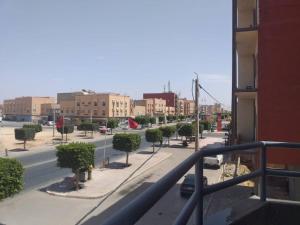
left=0, top=104, right=3, bottom=117
left=3, top=96, right=55, bottom=121
left=178, top=99, right=185, bottom=115
left=75, top=93, right=130, bottom=119
left=183, top=99, right=195, bottom=116
left=200, top=103, right=223, bottom=116
left=134, top=98, right=166, bottom=116
left=57, top=91, right=86, bottom=118
left=41, top=103, right=60, bottom=117
left=166, top=106, right=176, bottom=116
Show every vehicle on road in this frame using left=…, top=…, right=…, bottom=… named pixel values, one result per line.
left=180, top=174, right=208, bottom=197
left=204, top=154, right=223, bottom=168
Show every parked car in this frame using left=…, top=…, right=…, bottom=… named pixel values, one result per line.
left=99, top=126, right=110, bottom=134
left=47, top=121, right=54, bottom=126
left=180, top=174, right=208, bottom=197
left=204, top=154, right=223, bottom=168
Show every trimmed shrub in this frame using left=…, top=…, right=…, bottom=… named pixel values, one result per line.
left=15, top=128, right=36, bottom=149
left=158, top=116, right=165, bottom=124
left=56, top=142, right=95, bottom=190
left=145, top=129, right=163, bottom=152
left=160, top=126, right=176, bottom=145
left=23, top=124, right=42, bottom=133
left=77, top=122, right=99, bottom=137
left=0, top=158, right=24, bottom=200
left=107, top=118, right=119, bottom=134
left=149, top=117, right=156, bottom=126
left=113, top=133, right=141, bottom=166
left=200, top=120, right=211, bottom=131
left=57, top=124, right=75, bottom=141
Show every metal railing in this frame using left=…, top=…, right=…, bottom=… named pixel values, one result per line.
left=101, top=141, right=300, bottom=225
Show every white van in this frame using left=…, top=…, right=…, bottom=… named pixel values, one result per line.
left=204, top=154, right=223, bottom=168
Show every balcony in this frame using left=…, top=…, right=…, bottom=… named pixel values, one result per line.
left=101, top=141, right=300, bottom=225
left=235, top=88, right=257, bottom=99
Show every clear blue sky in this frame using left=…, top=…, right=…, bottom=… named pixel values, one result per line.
left=0, top=0, right=232, bottom=108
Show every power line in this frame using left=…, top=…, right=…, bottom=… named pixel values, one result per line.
left=199, top=84, right=229, bottom=108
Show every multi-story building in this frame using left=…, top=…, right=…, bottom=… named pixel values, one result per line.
left=232, top=0, right=300, bottom=200
left=75, top=93, right=130, bottom=119
left=57, top=91, right=87, bottom=118
left=134, top=98, right=166, bottom=116
left=3, top=97, right=55, bottom=122
left=41, top=103, right=60, bottom=120
left=143, top=92, right=178, bottom=114
left=166, top=106, right=176, bottom=116
left=0, top=104, right=3, bottom=117
left=177, top=99, right=185, bottom=115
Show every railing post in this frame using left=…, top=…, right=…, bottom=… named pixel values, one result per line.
left=195, top=156, right=204, bottom=225
left=260, top=144, right=267, bottom=201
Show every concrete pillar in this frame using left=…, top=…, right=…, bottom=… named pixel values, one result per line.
left=288, top=166, right=300, bottom=201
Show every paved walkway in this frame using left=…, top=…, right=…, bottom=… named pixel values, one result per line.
left=46, top=149, right=172, bottom=199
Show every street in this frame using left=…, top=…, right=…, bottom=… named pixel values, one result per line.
left=0, top=133, right=224, bottom=225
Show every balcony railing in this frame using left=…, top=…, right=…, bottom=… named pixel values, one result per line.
left=102, top=141, right=300, bottom=225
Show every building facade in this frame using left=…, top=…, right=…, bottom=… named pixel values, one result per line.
left=3, top=97, right=55, bottom=122
left=143, top=92, right=178, bottom=112
left=134, top=98, right=166, bottom=116
left=75, top=93, right=130, bottom=119
left=232, top=0, right=300, bottom=200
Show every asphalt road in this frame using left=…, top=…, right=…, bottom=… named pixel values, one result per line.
left=14, top=132, right=148, bottom=191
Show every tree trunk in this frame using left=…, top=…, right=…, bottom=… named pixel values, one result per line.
left=75, top=169, right=79, bottom=191
left=85, top=130, right=87, bottom=136
left=24, top=140, right=26, bottom=149
left=111, top=129, right=113, bottom=135
left=153, top=143, right=155, bottom=153
left=61, top=133, right=63, bottom=141
left=91, top=131, right=94, bottom=138
left=168, top=137, right=170, bottom=146
left=65, top=133, right=68, bottom=142
left=126, top=152, right=129, bottom=166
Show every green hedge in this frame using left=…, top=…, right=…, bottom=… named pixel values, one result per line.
left=0, top=158, right=24, bottom=200
left=178, top=123, right=193, bottom=138
left=77, top=122, right=99, bottom=132
left=56, top=142, right=95, bottom=173
left=200, top=120, right=211, bottom=130
left=23, top=124, right=42, bottom=133
left=159, top=126, right=176, bottom=138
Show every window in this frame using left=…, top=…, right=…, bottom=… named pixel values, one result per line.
left=102, top=101, right=106, bottom=106
left=102, top=110, right=105, bottom=116
left=77, top=110, right=80, bottom=115
left=116, top=102, right=119, bottom=107
left=88, top=102, right=91, bottom=105
left=94, top=102, right=98, bottom=106
left=82, top=102, right=85, bottom=105
left=77, top=102, right=80, bottom=106
left=94, top=110, right=97, bottom=115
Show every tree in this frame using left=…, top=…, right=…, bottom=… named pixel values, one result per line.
left=56, top=142, right=95, bottom=190
left=77, top=122, right=99, bottom=138
left=166, top=115, right=173, bottom=123
left=113, top=133, right=141, bottom=166
left=145, top=129, right=162, bottom=152
left=192, top=121, right=204, bottom=139
left=15, top=128, right=35, bottom=149
left=57, top=124, right=74, bottom=141
left=0, top=158, right=24, bottom=200
left=149, top=117, right=156, bottom=127
left=159, top=126, right=176, bottom=146
left=200, top=120, right=211, bottom=131
left=177, top=123, right=193, bottom=141
left=107, top=118, right=119, bottom=135
left=158, top=116, right=165, bottom=124
left=179, top=115, right=186, bottom=121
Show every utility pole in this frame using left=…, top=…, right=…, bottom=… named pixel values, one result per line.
left=52, top=108, right=56, bottom=137
left=194, top=73, right=203, bottom=225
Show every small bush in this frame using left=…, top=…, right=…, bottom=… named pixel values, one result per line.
left=149, top=117, right=156, bottom=125
left=15, top=128, right=36, bottom=149
left=200, top=120, right=211, bottom=130
left=107, top=118, right=119, bottom=134
left=158, top=116, right=165, bottom=123
left=23, top=124, right=42, bottom=133
left=113, top=133, right=141, bottom=165
left=0, top=158, right=24, bottom=200
left=57, top=124, right=75, bottom=141
left=134, top=116, right=150, bottom=126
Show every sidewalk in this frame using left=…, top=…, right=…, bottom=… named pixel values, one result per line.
left=46, top=149, right=171, bottom=199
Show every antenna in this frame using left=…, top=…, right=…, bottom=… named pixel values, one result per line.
left=168, top=80, right=171, bottom=92
left=164, top=85, right=166, bottom=93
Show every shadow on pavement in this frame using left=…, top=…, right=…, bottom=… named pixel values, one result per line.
left=80, top=182, right=189, bottom=225
left=9, top=148, right=28, bottom=152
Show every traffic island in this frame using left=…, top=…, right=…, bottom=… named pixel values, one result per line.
left=46, top=150, right=171, bottom=199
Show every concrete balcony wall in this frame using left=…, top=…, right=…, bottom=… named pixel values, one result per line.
left=237, top=98, right=255, bottom=142
left=237, top=0, right=257, bottom=29
left=238, top=55, right=255, bottom=89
